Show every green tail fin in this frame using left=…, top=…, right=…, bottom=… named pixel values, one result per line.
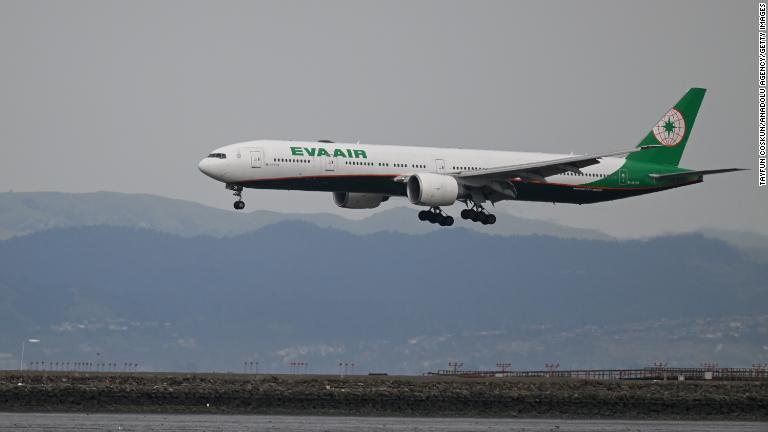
left=627, top=88, right=706, bottom=167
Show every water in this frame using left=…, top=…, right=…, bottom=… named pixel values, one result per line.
left=0, top=413, right=764, bottom=432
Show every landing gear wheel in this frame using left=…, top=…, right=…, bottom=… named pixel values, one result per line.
left=465, top=202, right=496, bottom=225
left=417, top=207, right=454, bottom=227
left=227, top=184, right=246, bottom=211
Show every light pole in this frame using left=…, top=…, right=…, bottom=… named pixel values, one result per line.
left=19, top=339, right=40, bottom=384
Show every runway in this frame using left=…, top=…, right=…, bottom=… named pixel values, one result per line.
left=0, top=413, right=765, bottom=432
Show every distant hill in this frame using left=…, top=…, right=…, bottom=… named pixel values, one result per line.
left=4, top=192, right=768, bottom=260
left=699, top=229, right=768, bottom=263
left=0, top=223, right=764, bottom=374
left=0, top=191, right=612, bottom=240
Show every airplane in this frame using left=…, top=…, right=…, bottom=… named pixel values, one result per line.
left=198, top=88, right=744, bottom=226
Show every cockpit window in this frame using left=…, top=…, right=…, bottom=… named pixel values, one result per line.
left=208, top=153, right=226, bottom=159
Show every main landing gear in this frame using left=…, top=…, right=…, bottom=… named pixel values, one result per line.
left=460, top=204, right=496, bottom=225
left=418, top=207, right=454, bottom=226
left=228, top=184, right=245, bottom=210
left=415, top=203, right=496, bottom=227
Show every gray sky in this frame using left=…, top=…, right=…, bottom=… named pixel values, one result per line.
left=1, top=0, right=764, bottom=237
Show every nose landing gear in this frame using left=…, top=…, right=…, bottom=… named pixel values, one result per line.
left=227, top=184, right=245, bottom=210
left=418, top=207, right=454, bottom=226
left=460, top=204, right=496, bottom=225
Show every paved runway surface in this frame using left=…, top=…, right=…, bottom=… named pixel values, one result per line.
left=0, top=413, right=765, bottom=431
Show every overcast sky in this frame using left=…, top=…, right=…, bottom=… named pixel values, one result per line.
left=0, top=0, right=763, bottom=237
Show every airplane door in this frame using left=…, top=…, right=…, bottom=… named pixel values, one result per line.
left=619, top=169, right=628, bottom=185
left=250, top=150, right=263, bottom=168
left=324, top=157, right=336, bottom=172
left=435, top=159, right=445, bottom=173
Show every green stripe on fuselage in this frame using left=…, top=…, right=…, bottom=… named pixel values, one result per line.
left=514, top=160, right=701, bottom=204
left=582, top=160, right=697, bottom=189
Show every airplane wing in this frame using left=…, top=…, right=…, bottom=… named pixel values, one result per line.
left=455, top=145, right=661, bottom=181
left=648, top=168, right=747, bottom=180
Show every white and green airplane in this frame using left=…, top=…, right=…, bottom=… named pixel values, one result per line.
left=199, top=88, right=744, bottom=226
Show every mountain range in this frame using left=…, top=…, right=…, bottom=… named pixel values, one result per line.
left=0, top=191, right=614, bottom=240
left=0, top=195, right=765, bottom=374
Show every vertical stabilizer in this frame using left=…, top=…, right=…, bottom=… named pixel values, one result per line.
left=627, top=88, right=706, bottom=167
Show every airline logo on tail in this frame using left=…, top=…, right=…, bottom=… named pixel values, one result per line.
left=652, top=108, right=686, bottom=146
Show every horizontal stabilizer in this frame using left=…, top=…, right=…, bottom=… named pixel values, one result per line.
left=648, top=168, right=747, bottom=180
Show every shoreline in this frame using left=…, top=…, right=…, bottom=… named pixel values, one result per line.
left=2, top=372, right=766, bottom=420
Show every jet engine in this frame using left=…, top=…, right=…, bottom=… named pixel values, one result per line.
left=406, top=173, right=460, bottom=207
left=332, top=192, right=388, bottom=209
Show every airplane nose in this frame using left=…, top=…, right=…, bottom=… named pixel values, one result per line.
left=198, top=158, right=213, bottom=177
left=199, top=152, right=230, bottom=180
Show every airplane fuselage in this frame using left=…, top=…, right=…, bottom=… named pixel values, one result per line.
left=197, top=89, right=741, bottom=226
left=199, top=139, right=698, bottom=205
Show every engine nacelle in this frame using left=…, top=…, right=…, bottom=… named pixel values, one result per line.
left=407, top=173, right=460, bottom=207
left=333, top=192, right=387, bottom=209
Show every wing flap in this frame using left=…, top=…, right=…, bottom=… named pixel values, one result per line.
left=456, top=146, right=659, bottom=180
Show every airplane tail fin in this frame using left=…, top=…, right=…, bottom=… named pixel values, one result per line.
left=627, top=88, right=706, bottom=167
